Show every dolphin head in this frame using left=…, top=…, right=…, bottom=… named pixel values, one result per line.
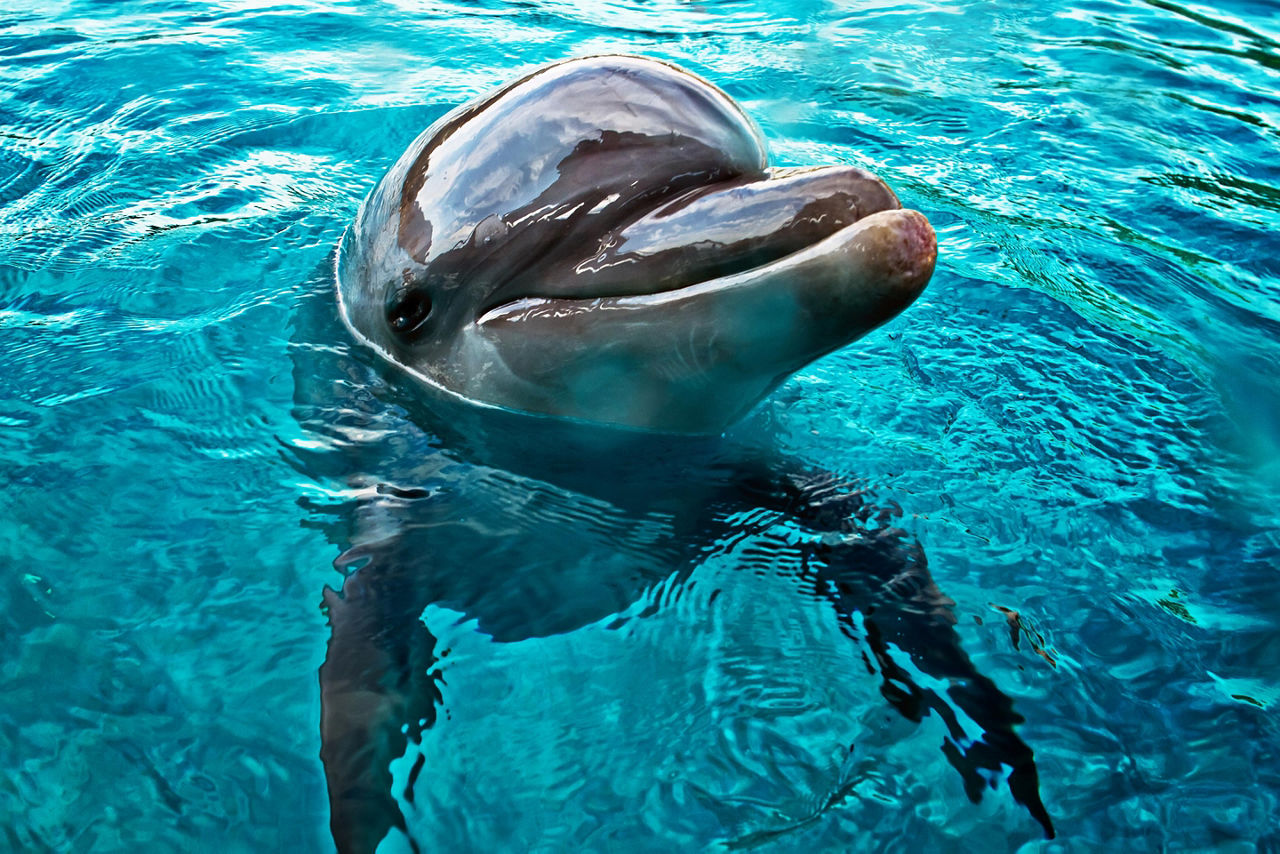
left=337, top=55, right=936, bottom=434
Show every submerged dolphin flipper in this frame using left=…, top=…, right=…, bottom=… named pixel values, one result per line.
left=731, top=469, right=1056, bottom=839
left=320, top=555, right=441, bottom=854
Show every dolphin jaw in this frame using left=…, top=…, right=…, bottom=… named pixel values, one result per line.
left=339, top=208, right=935, bottom=434
left=460, top=208, right=936, bottom=433
left=476, top=208, right=935, bottom=335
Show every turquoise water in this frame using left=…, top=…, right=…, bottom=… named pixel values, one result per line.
left=3, top=0, right=1279, bottom=850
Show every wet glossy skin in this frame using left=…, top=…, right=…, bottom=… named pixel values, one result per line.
left=318, top=57, right=1054, bottom=854
left=337, top=54, right=936, bottom=433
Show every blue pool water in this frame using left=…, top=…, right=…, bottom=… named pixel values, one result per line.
left=3, top=0, right=1279, bottom=850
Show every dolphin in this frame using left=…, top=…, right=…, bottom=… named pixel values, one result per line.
left=335, top=54, right=936, bottom=434
left=315, top=55, right=1052, bottom=853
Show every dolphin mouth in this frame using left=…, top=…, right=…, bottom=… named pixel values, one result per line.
left=474, top=165, right=908, bottom=316
left=478, top=207, right=931, bottom=327
left=465, top=207, right=936, bottom=432
left=478, top=208, right=936, bottom=332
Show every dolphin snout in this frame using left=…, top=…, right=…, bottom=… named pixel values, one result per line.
left=780, top=207, right=935, bottom=351
left=890, top=208, right=938, bottom=296
left=849, top=208, right=936, bottom=317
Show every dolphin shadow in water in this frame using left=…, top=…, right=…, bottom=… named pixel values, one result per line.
left=311, top=428, right=1056, bottom=850
left=293, top=282, right=1054, bottom=850
left=297, top=54, right=1055, bottom=851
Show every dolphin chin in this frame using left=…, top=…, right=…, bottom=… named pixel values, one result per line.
left=337, top=54, right=936, bottom=434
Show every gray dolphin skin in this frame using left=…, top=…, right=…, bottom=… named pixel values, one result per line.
left=314, top=56, right=1052, bottom=854
left=336, top=54, right=936, bottom=433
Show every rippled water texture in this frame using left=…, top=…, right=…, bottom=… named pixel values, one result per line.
left=2, top=0, right=1278, bottom=851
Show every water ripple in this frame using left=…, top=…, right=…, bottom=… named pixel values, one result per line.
left=2, top=0, right=1279, bottom=850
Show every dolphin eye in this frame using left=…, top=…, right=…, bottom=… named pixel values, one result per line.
left=385, top=287, right=433, bottom=340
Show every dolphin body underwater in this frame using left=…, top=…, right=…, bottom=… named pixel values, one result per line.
left=306, top=55, right=1054, bottom=851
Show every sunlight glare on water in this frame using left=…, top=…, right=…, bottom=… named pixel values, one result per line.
left=1, top=0, right=1278, bottom=851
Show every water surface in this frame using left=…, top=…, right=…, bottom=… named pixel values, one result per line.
left=2, top=0, right=1278, bottom=850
